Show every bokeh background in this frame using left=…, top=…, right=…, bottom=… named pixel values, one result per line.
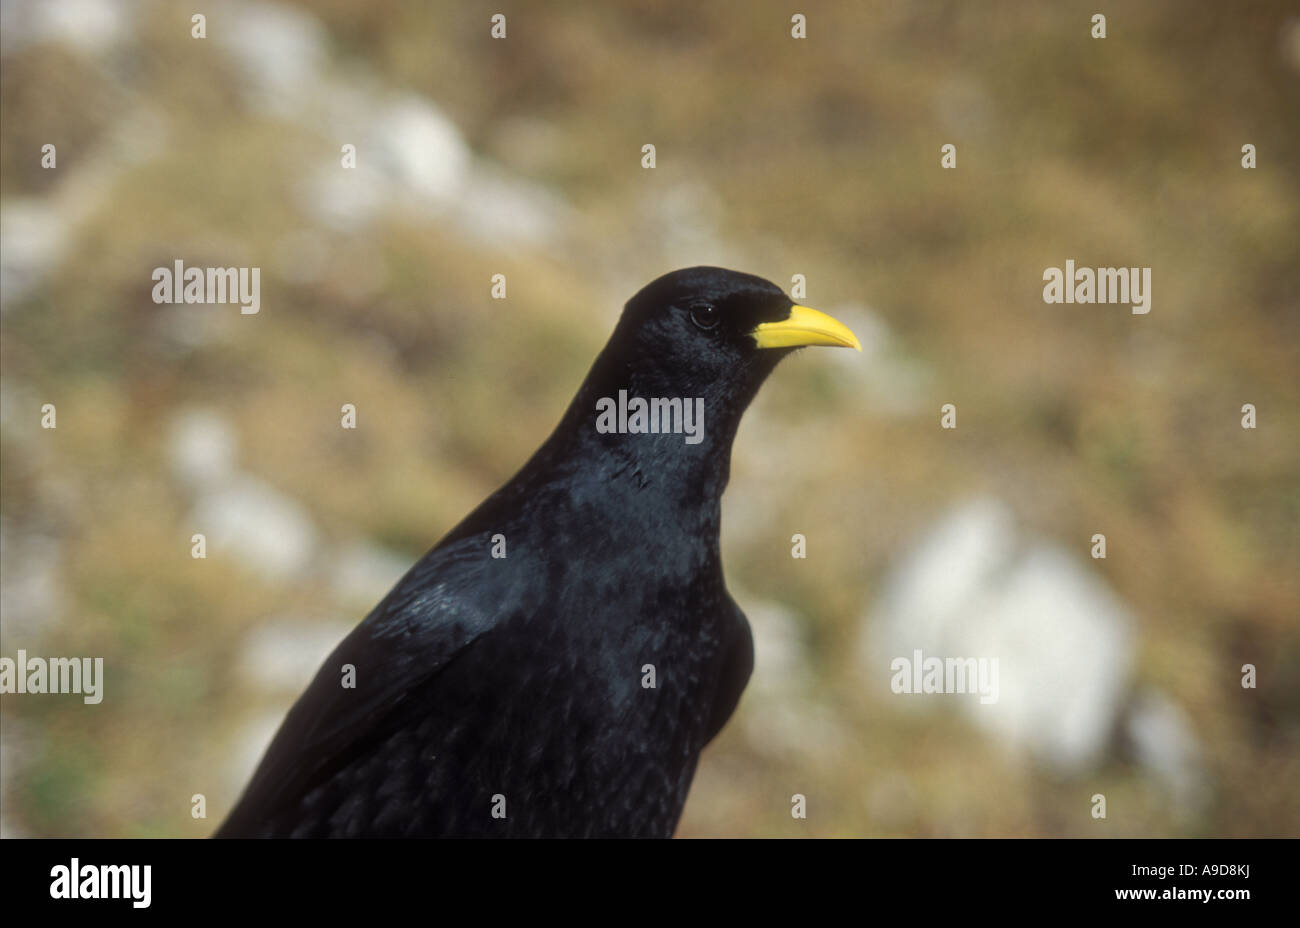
left=1, top=0, right=1297, bottom=838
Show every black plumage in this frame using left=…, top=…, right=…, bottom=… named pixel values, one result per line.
left=216, top=267, right=859, bottom=838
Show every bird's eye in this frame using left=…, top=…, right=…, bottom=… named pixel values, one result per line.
left=689, top=302, right=719, bottom=330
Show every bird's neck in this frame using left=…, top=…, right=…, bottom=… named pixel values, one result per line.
left=542, top=363, right=747, bottom=505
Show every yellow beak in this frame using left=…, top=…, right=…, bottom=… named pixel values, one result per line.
left=750, top=304, right=862, bottom=352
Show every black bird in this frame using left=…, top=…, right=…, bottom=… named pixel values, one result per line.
left=216, top=267, right=859, bottom=838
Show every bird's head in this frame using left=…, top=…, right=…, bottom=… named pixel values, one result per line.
left=604, top=266, right=861, bottom=409
left=533, top=266, right=863, bottom=495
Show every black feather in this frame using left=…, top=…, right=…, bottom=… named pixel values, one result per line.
left=216, top=267, right=801, bottom=837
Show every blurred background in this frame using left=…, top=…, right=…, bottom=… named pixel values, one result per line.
left=1, top=0, right=1297, bottom=838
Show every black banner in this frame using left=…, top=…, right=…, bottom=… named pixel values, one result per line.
left=0, top=837, right=1278, bottom=916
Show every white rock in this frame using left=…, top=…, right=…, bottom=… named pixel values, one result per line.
left=453, top=165, right=570, bottom=247
left=227, top=615, right=352, bottom=796
left=866, top=497, right=1136, bottom=772
left=642, top=182, right=728, bottom=266
left=744, top=596, right=809, bottom=695
left=237, top=615, right=352, bottom=695
left=296, top=159, right=388, bottom=230
left=226, top=708, right=292, bottom=796
left=167, top=409, right=238, bottom=490
left=191, top=475, right=317, bottom=581
left=734, top=594, right=850, bottom=758
left=373, top=96, right=472, bottom=206
left=0, top=201, right=68, bottom=309
left=0, top=0, right=128, bottom=56
left=218, top=1, right=328, bottom=115
left=329, top=540, right=412, bottom=607
left=819, top=302, right=934, bottom=417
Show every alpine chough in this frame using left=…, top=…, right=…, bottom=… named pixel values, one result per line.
left=217, top=266, right=860, bottom=838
